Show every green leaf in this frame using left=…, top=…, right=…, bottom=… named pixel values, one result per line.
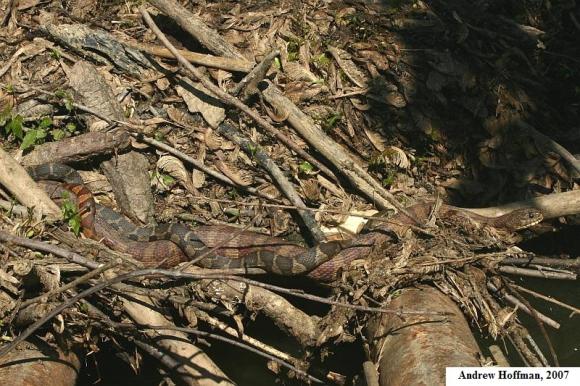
left=299, top=161, right=314, bottom=173
left=65, top=122, right=76, bottom=133
left=51, top=128, right=66, bottom=140
left=37, top=117, right=52, bottom=129
left=55, top=91, right=74, bottom=111
left=64, top=97, right=73, bottom=112
left=247, top=143, right=258, bottom=157
left=68, top=215, right=81, bottom=235
left=154, top=131, right=165, bottom=141
left=0, top=105, right=11, bottom=126
left=35, top=128, right=47, bottom=140
left=61, top=198, right=81, bottom=236
left=6, top=115, right=24, bottom=139
left=50, top=49, right=61, bottom=60
left=20, top=129, right=38, bottom=150
left=161, top=173, right=175, bottom=186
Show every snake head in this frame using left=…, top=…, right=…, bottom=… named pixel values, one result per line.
left=508, top=208, right=544, bottom=230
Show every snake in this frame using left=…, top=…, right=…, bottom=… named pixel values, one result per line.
left=27, top=163, right=544, bottom=282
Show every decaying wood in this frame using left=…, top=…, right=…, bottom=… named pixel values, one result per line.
left=42, top=23, right=150, bottom=76
left=120, top=38, right=254, bottom=73
left=101, top=152, right=156, bottom=225
left=467, top=189, right=580, bottom=219
left=148, top=0, right=250, bottom=62
left=367, top=286, right=482, bottom=385
left=0, top=340, right=80, bottom=386
left=231, top=49, right=280, bottom=98
left=201, top=278, right=320, bottom=347
left=0, top=149, right=60, bottom=220
left=21, top=130, right=130, bottom=166
left=120, top=291, right=234, bottom=386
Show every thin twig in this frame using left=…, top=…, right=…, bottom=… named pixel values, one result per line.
left=231, top=48, right=280, bottom=97
left=506, top=282, right=559, bottom=366
left=510, top=283, right=580, bottom=315
left=0, top=266, right=446, bottom=358
left=138, top=6, right=339, bottom=183
left=498, top=265, right=576, bottom=280
left=0, top=230, right=100, bottom=269
left=218, top=122, right=325, bottom=242
left=487, top=282, right=560, bottom=329
left=18, top=260, right=119, bottom=309
left=102, top=320, right=325, bottom=384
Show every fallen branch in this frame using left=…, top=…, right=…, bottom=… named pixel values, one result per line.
left=138, top=6, right=339, bottom=183
left=217, top=122, right=325, bottom=242
left=147, top=0, right=250, bottom=62
left=259, top=80, right=417, bottom=219
left=120, top=38, right=253, bottom=73
left=0, top=149, right=60, bottom=220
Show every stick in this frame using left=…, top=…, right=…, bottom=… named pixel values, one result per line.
left=138, top=6, right=339, bottom=183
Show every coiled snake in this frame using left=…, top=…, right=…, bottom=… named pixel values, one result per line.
left=28, top=164, right=543, bottom=282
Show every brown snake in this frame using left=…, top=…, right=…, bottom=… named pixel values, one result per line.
left=27, top=164, right=544, bottom=282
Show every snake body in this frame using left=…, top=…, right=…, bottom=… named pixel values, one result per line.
left=27, top=164, right=543, bottom=281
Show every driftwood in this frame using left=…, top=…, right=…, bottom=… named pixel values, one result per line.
left=0, top=340, right=80, bottom=386
left=467, top=189, right=580, bottom=219
left=147, top=0, right=250, bottom=62
left=260, top=80, right=413, bottom=216
left=367, top=286, right=481, bottom=385
left=21, top=130, right=130, bottom=166
left=201, top=278, right=320, bottom=347
left=119, top=291, right=234, bottom=386
left=0, top=147, right=60, bottom=220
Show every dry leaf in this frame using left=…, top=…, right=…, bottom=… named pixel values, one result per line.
left=327, top=46, right=369, bottom=88
left=176, top=78, right=225, bottom=128
left=204, top=128, right=223, bottom=150
left=191, top=144, right=207, bottom=189
left=214, top=151, right=253, bottom=187
left=157, top=155, right=196, bottom=193
left=364, top=128, right=387, bottom=151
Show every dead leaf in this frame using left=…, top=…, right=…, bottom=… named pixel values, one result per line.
left=383, top=146, right=411, bottom=169
left=204, top=128, right=223, bottom=150
left=157, top=155, right=196, bottom=193
left=327, top=46, right=369, bottom=88
left=214, top=151, right=253, bottom=187
left=176, top=78, right=225, bottom=128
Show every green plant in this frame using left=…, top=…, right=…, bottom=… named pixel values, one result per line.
left=20, top=117, right=52, bottom=150
left=382, top=171, right=397, bottom=187
left=247, top=143, right=258, bottom=157
left=321, top=112, right=342, bottom=131
left=314, top=53, right=331, bottom=68
left=54, top=90, right=74, bottom=111
left=61, top=193, right=81, bottom=236
left=298, top=161, right=314, bottom=174
left=3, top=113, right=24, bottom=140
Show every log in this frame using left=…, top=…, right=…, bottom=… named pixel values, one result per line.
left=367, top=286, right=481, bottom=385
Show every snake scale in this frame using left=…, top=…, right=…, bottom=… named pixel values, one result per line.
left=27, top=164, right=544, bottom=282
